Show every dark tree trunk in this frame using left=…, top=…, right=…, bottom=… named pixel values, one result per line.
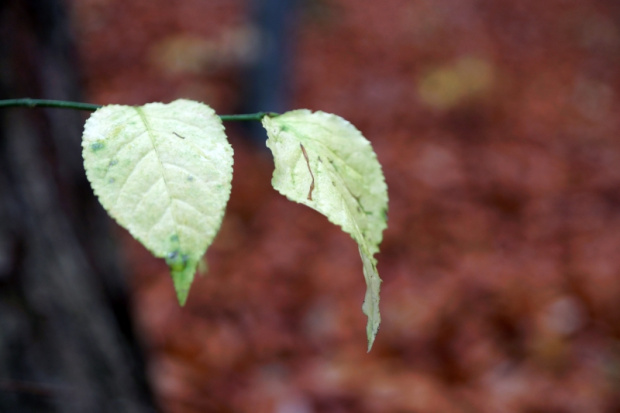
left=0, top=1, right=157, bottom=412
left=239, top=0, right=300, bottom=144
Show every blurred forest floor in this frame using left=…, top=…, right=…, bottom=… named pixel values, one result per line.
left=68, top=0, right=620, bottom=412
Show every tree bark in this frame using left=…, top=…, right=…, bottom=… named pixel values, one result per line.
left=0, top=1, right=157, bottom=412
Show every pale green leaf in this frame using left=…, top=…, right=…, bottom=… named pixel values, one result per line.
left=262, top=110, right=388, bottom=351
left=82, top=99, right=233, bottom=305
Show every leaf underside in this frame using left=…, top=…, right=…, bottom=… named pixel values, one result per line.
left=262, top=110, right=388, bottom=351
left=82, top=99, right=233, bottom=304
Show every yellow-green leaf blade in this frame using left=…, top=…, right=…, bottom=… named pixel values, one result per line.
left=82, top=99, right=233, bottom=304
left=262, top=110, right=388, bottom=351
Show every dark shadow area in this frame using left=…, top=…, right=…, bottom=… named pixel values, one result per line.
left=0, top=1, right=156, bottom=411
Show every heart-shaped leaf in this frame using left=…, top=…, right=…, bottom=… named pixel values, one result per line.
left=82, top=99, right=233, bottom=304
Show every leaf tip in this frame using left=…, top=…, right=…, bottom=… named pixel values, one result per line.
left=172, top=268, right=193, bottom=306
left=176, top=288, right=189, bottom=306
left=167, top=252, right=196, bottom=307
left=367, top=338, right=375, bottom=353
left=365, top=310, right=380, bottom=352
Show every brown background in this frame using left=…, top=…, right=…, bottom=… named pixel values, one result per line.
left=67, top=0, right=620, bottom=411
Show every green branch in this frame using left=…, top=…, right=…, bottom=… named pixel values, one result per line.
left=219, top=112, right=278, bottom=122
left=0, top=98, right=276, bottom=121
left=0, top=98, right=101, bottom=111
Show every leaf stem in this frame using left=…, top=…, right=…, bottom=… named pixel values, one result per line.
left=0, top=98, right=277, bottom=121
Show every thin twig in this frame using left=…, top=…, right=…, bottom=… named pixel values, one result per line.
left=0, top=98, right=101, bottom=111
left=0, top=98, right=278, bottom=121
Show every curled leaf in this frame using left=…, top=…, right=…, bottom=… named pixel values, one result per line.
left=262, top=110, right=388, bottom=350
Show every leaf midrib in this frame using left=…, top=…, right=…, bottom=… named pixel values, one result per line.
left=134, top=107, right=181, bottom=250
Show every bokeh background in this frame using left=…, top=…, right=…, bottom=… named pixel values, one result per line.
left=17, top=0, right=620, bottom=411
